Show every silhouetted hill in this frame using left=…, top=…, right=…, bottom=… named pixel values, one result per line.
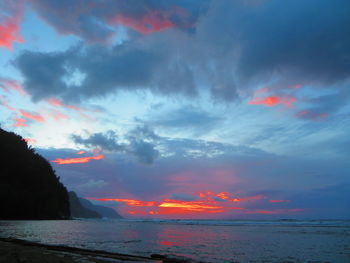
left=79, top=197, right=122, bottom=219
left=0, top=128, right=70, bottom=219
left=68, top=192, right=101, bottom=218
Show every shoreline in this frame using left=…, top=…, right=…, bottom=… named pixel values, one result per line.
left=0, top=237, right=194, bottom=263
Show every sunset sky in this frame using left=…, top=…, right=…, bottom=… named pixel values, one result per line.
left=1, top=0, right=349, bottom=219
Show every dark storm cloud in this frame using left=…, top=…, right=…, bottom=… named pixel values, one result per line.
left=71, top=125, right=159, bottom=164
left=15, top=44, right=164, bottom=102
left=15, top=0, right=350, bottom=109
left=201, top=0, right=350, bottom=84
left=71, top=130, right=124, bottom=151
left=15, top=49, right=72, bottom=101
left=29, top=0, right=209, bottom=42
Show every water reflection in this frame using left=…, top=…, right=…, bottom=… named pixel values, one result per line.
left=0, top=220, right=348, bottom=263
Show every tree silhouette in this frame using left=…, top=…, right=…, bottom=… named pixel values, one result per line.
left=0, top=128, right=70, bottom=219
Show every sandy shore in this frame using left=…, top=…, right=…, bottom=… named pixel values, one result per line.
left=0, top=238, right=193, bottom=263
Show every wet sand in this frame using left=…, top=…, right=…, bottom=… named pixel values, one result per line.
left=0, top=238, right=193, bottom=263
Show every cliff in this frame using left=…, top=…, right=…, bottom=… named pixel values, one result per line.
left=68, top=192, right=101, bottom=218
left=78, top=197, right=122, bottom=219
left=0, top=128, right=70, bottom=219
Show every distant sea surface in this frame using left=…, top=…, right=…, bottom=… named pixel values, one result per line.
left=1, top=219, right=349, bottom=263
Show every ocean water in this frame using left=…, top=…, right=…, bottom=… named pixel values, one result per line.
left=0, top=219, right=349, bottom=263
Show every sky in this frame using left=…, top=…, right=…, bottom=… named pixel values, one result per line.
left=0, top=0, right=349, bottom=219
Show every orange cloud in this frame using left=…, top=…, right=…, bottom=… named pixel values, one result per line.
left=20, top=110, right=45, bottom=123
left=198, top=191, right=265, bottom=203
left=91, top=191, right=268, bottom=217
left=216, top=192, right=230, bottom=200
left=89, top=190, right=302, bottom=218
left=76, top=151, right=86, bottom=155
left=248, top=96, right=296, bottom=107
left=95, top=198, right=157, bottom=207
left=159, top=199, right=222, bottom=211
left=52, top=154, right=105, bottom=165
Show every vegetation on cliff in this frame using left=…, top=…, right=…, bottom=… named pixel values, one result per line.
left=0, top=128, right=70, bottom=219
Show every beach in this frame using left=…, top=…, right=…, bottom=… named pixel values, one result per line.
left=0, top=238, right=192, bottom=263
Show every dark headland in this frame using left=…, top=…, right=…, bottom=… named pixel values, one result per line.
left=0, top=128, right=70, bottom=220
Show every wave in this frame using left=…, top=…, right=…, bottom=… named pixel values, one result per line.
left=111, top=218, right=350, bottom=227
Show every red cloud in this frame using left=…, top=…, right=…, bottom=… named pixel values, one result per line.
left=230, top=194, right=265, bottom=202
left=0, top=78, right=27, bottom=96
left=0, top=0, right=24, bottom=49
left=47, top=98, right=63, bottom=107
left=0, top=96, right=16, bottom=111
left=249, top=96, right=296, bottom=107
left=109, top=7, right=190, bottom=35
left=269, top=199, right=289, bottom=203
left=24, top=138, right=37, bottom=145
left=49, top=110, right=69, bottom=121
left=47, top=98, right=92, bottom=119
left=296, top=110, right=328, bottom=121
left=13, top=118, right=28, bottom=127
left=112, top=12, right=173, bottom=34
left=20, top=110, right=45, bottom=123
left=245, top=209, right=303, bottom=215
left=52, top=154, right=105, bottom=165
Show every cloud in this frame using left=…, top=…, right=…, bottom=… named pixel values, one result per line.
left=19, top=110, right=45, bottom=123
left=15, top=44, right=164, bottom=102
left=78, top=179, right=108, bottom=190
left=248, top=96, right=296, bottom=108
left=72, top=130, right=124, bottom=152
left=38, top=134, right=350, bottom=218
left=51, top=154, right=105, bottom=165
left=10, top=0, right=350, bottom=124
left=29, top=0, right=208, bottom=43
left=14, top=0, right=350, bottom=112
left=0, top=0, right=24, bottom=49
left=13, top=118, right=28, bottom=127
left=71, top=125, right=159, bottom=164
left=0, top=77, right=27, bottom=96
left=142, top=106, right=224, bottom=135
left=169, top=193, right=198, bottom=202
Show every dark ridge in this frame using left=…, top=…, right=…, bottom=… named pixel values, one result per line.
left=68, top=191, right=101, bottom=218
left=78, top=196, right=123, bottom=219
left=0, top=128, right=70, bottom=219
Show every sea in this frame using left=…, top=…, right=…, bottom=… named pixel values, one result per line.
left=0, top=219, right=349, bottom=263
